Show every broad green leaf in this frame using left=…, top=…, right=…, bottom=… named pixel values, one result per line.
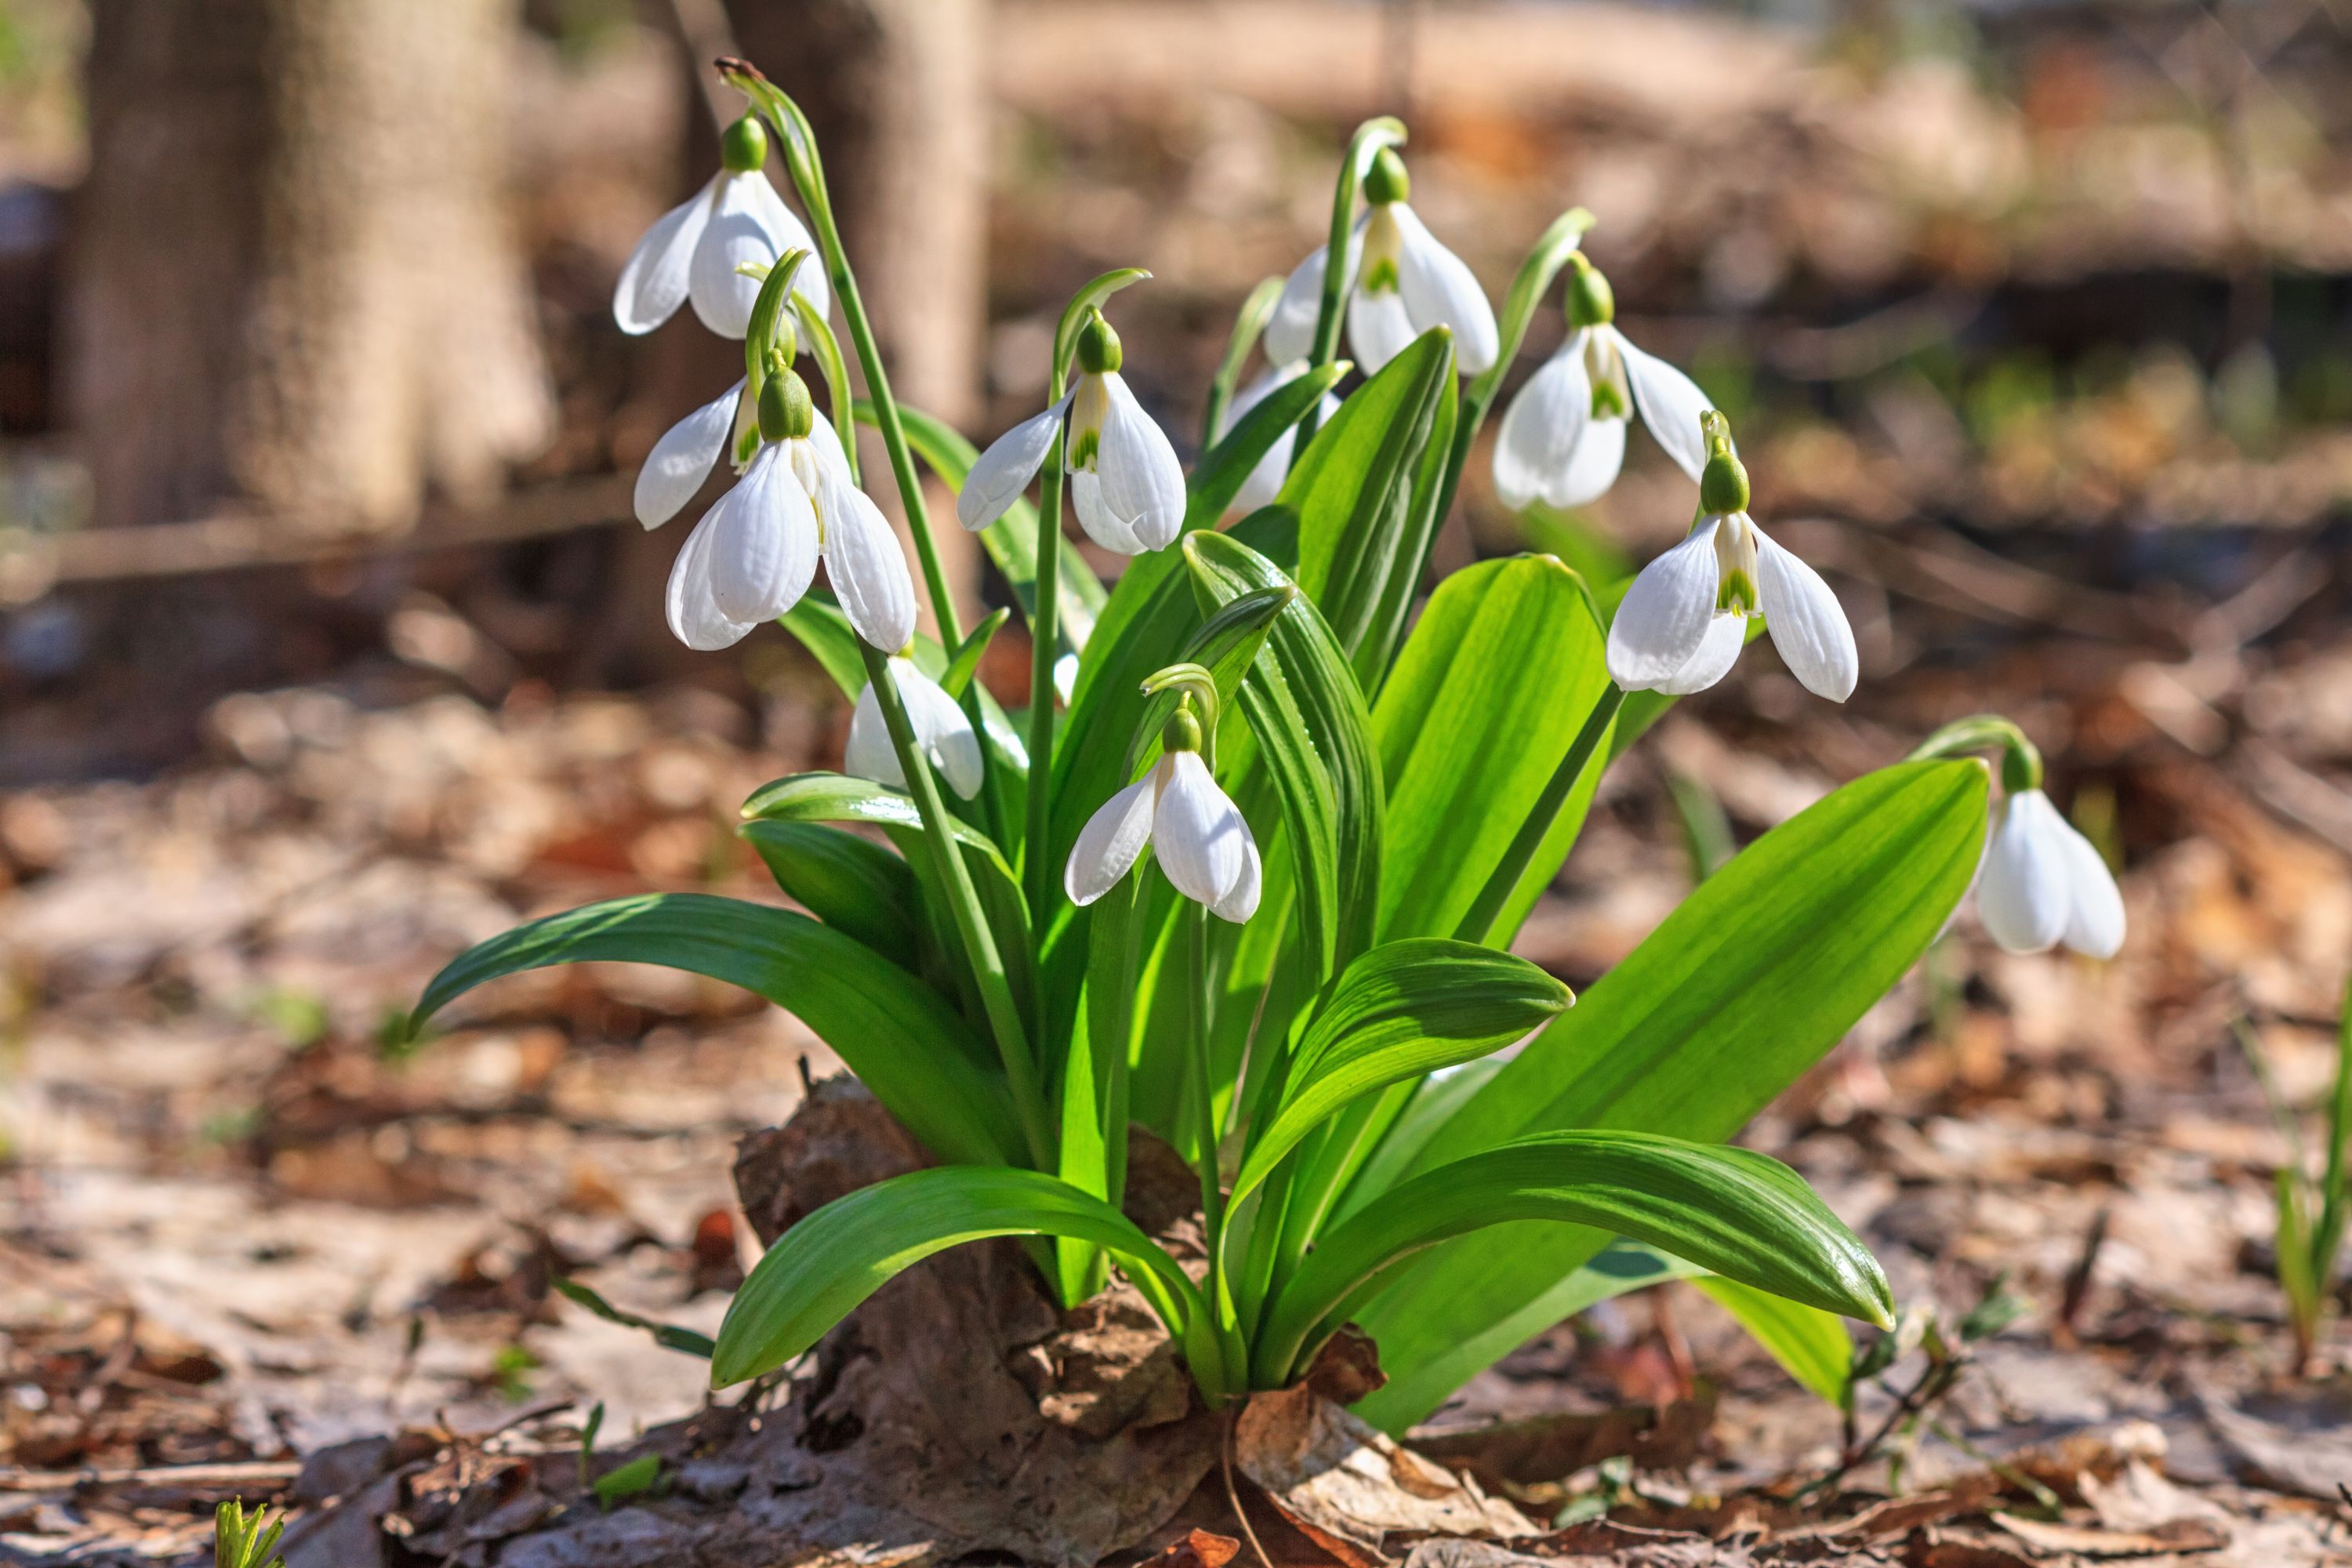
left=1693, top=1275, right=1853, bottom=1410
left=941, top=607, right=1009, bottom=699
left=1254, top=1130, right=1894, bottom=1386
left=406, top=893, right=1017, bottom=1168
left=1352, top=368, right=1456, bottom=691
left=1185, top=529, right=1382, bottom=978
left=1280, top=328, right=1455, bottom=675
left=1352, top=759, right=1989, bottom=1430
left=1057, top=870, right=1145, bottom=1304
left=869, top=401, right=1104, bottom=653
left=710, top=1166, right=1205, bottom=1388
left=742, top=818, right=918, bottom=969
left=743, top=771, right=1016, bottom=884
left=1371, top=555, right=1610, bottom=943
left=1233, top=940, right=1569, bottom=1204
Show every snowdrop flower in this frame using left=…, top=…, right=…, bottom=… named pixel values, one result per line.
left=1494, top=252, right=1715, bottom=510
left=1605, top=415, right=1857, bottom=702
left=1978, top=786, right=2125, bottom=958
left=844, top=658, right=983, bottom=800
left=665, top=368, right=914, bottom=653
left=1262, top=149, right=1497, bottom=378
left=1218, top=359, right=1341, bottom=514
left=957, top=310, right=1185, bottom=556
left=614, top=115, right=827, bottom=339
left=1065, top=706, right=1261, bottom=922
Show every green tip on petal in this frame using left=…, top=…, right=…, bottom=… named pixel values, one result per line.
left=720, top=114, right=768, bottom=173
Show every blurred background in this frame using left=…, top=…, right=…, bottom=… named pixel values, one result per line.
left=4, top=0, right=2352, bottom=1546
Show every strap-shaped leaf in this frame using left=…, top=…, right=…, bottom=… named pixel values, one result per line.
left=742, top=818, right=918, bottom=969
left=1279, top=328, right=1456, bottom=679
left=1371, top=554, right=1610, bottom=944
left=406, top=893, right=1017, bottom=1168
left=1233, top=940, right=1569, bottom=1205
left=1693, top=1274, right=1853, bottom=1410
left=1185, top=529, right=1383, bottom=978
left=711, top=1166, right=1205, bottom=1388
left=1350, top=759, right=1988, bottom=1430
left=1124, top=586, right=1294, bottom=777
left=1253, top=1130, right=1894, bottom=1386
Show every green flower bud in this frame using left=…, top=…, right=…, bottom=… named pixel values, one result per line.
left=758, top=368, right=815, bottom=444
left=1563, top=252, right=1615, bottom=328
left=1698, top=412, right=1748, bottom=514
left=1075, top=310, right=1123, bottom=376
left=1364, top=147, right=1410, bottom=207
left=1160, top=706, right=1203, bottom=755
left=720, top=114, right=768, bottom=174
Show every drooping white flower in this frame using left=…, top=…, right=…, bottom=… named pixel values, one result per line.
left=1262, top=150, right=1497, bottom=378
left=613, top=115, right=828, bottom=339
left=1065, top=720, right=1260, bottom=922
left=844, top=657, right=984, bottom=800
left=1604, top=423, right=1857, bottom=702
left=1493, top=253, right=1714, bottom=510
left=1218, top=359, right=1341, bottom=514
left=664, top=371, right=913, bottom=653
left=957, top=310, right=1185, bottom=555
left=1976, top=788, right=2125, bottom=958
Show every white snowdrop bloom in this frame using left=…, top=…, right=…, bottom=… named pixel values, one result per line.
left=1065, top=713, right=1261, bottom=923
left=1976, top=788, right=2125, bottom=958
left=957, top=310, right=1185, bottom=555
left=844, top=658, right=984, bottom=800
left=613, top=116, right=828, bottom=339
left=1261, top=150, right=1497, bottom=378
left=1218, top=359, right=1341, bottom=514
left=1603, top=423, right=1857, bottom=702
left=1493, top=253, right=1715, bottom=510
left=1052, top=652, right=1080, bottom=706
left=665, top=372, right=913, bottom=654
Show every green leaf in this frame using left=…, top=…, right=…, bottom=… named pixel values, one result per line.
left=1127, top=586, right=1295, bottom=778
left=1350, top=759, right=1989, bottom=1430
left=941, top=608, right=1008, bottom=700
left=1371, top=554, right=1611, bottom=943
left=1191, top=361, right=1351, bottom=526
left=1058, top=869, right=1145, bottom=1304
left=1233, top=939, right=1570, bottom=1204
left=741, top=819, right=918, bottom=969
left=1185, top=529, right=1383, bottom=978
left=407, top=893, right=1018, bottom=1169
left=1279, top=328, right=1456, bottom=677
left=710, top=1166, right=1205, bottom=1388
left=1203, top=274, right=1289, bottom=448
left=591, top=1453, right=666, bottom=1508
left=1693, top=1275, right=1853, bottom=1409
left=779, top=596, right=872, bottom=701
left=1254, top=1130, right=1894, bottom=1386
left=552, top=1276, right=717, bottom=1359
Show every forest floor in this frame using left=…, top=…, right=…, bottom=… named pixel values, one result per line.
left=4, top=587, right=2351, bottom=1564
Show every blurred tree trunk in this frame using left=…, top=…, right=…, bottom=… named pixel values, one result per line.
left=68, top=0, right=553, bottom=535
left=731, top=0, right=990, bottom=632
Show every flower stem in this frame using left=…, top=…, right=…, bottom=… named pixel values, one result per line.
left=1203, top=275, right=1286, bottom=452
left=859, top=641, right=1051, bottom=1166
left=1454, top=683, right=1625, bottom=946
left=1023, top=417, right=1068, bottom=920
left=1294, top=117, right=1406, bottom=456
left=1185, top=898, right=1247, bottom=1392
left=1906, top=713, right=2040, bottom=793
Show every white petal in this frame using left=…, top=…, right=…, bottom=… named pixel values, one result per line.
left=1613, top=328, right=1715, bottom=483
left=1978, top=790, right=2075, bottom=954
left=957, top=394, right=1073, bottom=531
left=1069, top=469, right=1145, bottom=554
left=1391, top=203, right=1498, bottom=375
left=635, top=378, right=746, bottom=528
left=1152, top=750, right=1250, bottom=909
left=819, top=466, right=916, bottom=652
left=1066, top=776, right=1158, bottom=906
left=1223, top=364, right=1298, bottom=511
left=895, top=662, right=985, bottom=800
left=843, top=681, right=903, bottom=788
left=1606, top=520, right=1723, bottom=691
left=737, top=173, right=829, bottom=320
left=1545, top=414, right=1626, bottom=510
left=689, top=172, right=789, bottom=339
left=665, top=503, right=757, bottom=651
left=613, top=176, right=716, bottom=335
left=2056, top=818, right=2125, bottom=959
left=1210, top=836, right=1262, bottom=924
left=1346, top=286, right=1420, bottom=376
left=809, top=406, right=851, bottom=477
left=1262, top=223, right=1363, bottom=366
left=1492, top=338, right=1591, bottom=510
left=1753, top=525, right=1858, bottom=702
left=708, top=448, right=817, bottom=625
left=1090, top=373, right=1188, bottom=550
left=1654, top=612, right=1748, bottom=695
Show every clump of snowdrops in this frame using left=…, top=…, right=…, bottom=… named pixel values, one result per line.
left=408, top=71, right=2125, bottom=1421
